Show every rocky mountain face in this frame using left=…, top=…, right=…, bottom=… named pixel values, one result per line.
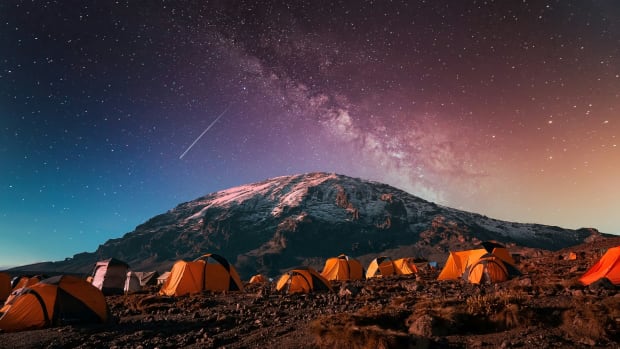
left=12, top=172, right=603, bottom=278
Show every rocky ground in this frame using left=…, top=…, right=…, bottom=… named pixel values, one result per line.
left=1, top=237, right=619, bottom=349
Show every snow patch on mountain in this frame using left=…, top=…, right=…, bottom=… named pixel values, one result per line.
left=271, top=173, right=337, bottom=217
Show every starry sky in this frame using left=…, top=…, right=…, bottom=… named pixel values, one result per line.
left=1, top=1, right=619, bottom=268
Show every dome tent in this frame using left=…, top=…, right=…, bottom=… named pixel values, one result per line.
left=276, top=267, right=333, bottom=294
left=90, top=258, right=130, bottom=295
left=0, top=275, right=108, bottom=332
left=366, top=256, right=397, bottom=278
left=159, top=253, right=244, bottom=296
left=461, top=253, right=521, bottom=284
left=320, top=254, right=364, bottom=281
left=579, top=246, right=620, bottom=286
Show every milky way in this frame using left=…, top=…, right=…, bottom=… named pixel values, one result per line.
left=1, top=1, right=619, bottom=266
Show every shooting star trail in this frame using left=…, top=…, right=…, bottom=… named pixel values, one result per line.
left=179, top=104, right=231, bottom=159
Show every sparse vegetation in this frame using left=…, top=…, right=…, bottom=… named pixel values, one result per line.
left=3, top=233, right=619, bottom=348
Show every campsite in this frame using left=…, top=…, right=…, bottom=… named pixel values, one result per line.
left=1, top=237, right=619, bottom=348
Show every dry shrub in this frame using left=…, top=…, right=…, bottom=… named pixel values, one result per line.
left=465, top=295, right=493, bottom=316
left=136, top=294, right=175, bottom=313
left=561, top=296, right=620, bottom=345
left=405, top=302, right=460, bottom=337
left=462, top=289, right=527, bottom=331
left=559, top=278, right=583, bottom=290
left=465, top=290, right=524, bottom=316
left=390, top=296, right=409, bottom=307
left=489, top=303, right=521, bottom=330
left=310, top=310, right=412, bottom=349
left=562, top=307, right=606, bottom=345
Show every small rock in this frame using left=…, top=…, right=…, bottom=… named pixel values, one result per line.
left=571, top=289, right=584, bottom=297
left=468, top=339, right=483, bottom=348
left=338, top=284, right=360, bottom=297
left=408, top=314, right=433, bottom=337
left=589, top=277, right=616, bottom=290
left=579, top=337, right=596, bottom=346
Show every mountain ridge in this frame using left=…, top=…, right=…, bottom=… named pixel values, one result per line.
left=9, top=172, right=606, bottom=278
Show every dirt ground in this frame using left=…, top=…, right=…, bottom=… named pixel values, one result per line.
left=1, top=237, right=619, bottom=349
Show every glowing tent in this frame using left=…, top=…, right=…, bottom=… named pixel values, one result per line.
left=461, top=253, right=521, bottom=284
left=159, top=253, right=244, bottom=296
left=5, top=275, right=43, bottom=305
left=0, top=275, right=108, bottom=332
left=579, top=246, right=620, bottom=285
left=10, top=276, right=42, bottom=292
left=276, top=267, right=333, bottom=294
left=438, top=241, right=517, bottom=281
left=437, top=249, right=488, bottom=280
left=249, top=274, right=267, bottom=284
left=366, top=256, right=397, bottom=278
left=393, top=258, right=419, bottom=275
left=480, top=241, right=516, bottom=265
left=321, top=254, right=364, bottom=281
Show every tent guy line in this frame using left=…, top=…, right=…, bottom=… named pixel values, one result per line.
left=179, top=103, right=232, bottom=160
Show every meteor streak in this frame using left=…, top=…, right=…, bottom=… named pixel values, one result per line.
left=179, top=104, right=231, bottom=159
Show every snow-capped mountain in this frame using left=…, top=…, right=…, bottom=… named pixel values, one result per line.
left=12, top=172, right=602, bottom=278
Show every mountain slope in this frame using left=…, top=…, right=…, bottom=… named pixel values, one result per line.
left=10, top=172, right=604, bottom=278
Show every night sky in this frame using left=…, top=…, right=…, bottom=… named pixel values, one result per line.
left=1, top=1, right=619, bottom=268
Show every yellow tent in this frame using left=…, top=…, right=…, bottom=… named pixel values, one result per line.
left=579, top=246, right=620, bottom=285
left=393, top=258, right=419, bottom=275
left=159, top=253, right=244, bottom=296
left=276, top=267, right=333, bottom=294
left=0, top=275, right=108, bottom=332
left=321, top=254, right=364, bottom=281
left=0, top=272, right=10, bottom=303
left=366, top=256, right=397, bottom=278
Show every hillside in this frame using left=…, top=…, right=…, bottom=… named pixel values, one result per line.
left=10, top=172, right=605, bottom=278
left=1, top=236, right=619, bottom=348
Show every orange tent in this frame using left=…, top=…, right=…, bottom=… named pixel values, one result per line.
left=10, top=275, right=42, bottom=291
left=480, top=241, right=516, bottom=265
left=0, top=275, right=108, bottom=332
left=438, top=241, right=517, bottom=281
left=276, top=267, right=333, bottom=294
left=393, top=258, right=419, bottom=275
left=461, top=253, right=520, bottom=284
left=159, top=253, right=244, bottom=296
left=366, top=256, right=397, bottom=278
left=249, top=274, right=267, bottom=284
left=437, top=249, right=488, bottom=280
left=0, top=272, right=10, bottom=303
left=579, top=246, right=620, bottom=285
left=5, top=275, right=43, bottom=305
left=321, top=254, right=364, bottom=281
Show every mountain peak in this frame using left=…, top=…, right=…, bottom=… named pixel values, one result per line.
left=11, top=172, right=603, bottom=278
